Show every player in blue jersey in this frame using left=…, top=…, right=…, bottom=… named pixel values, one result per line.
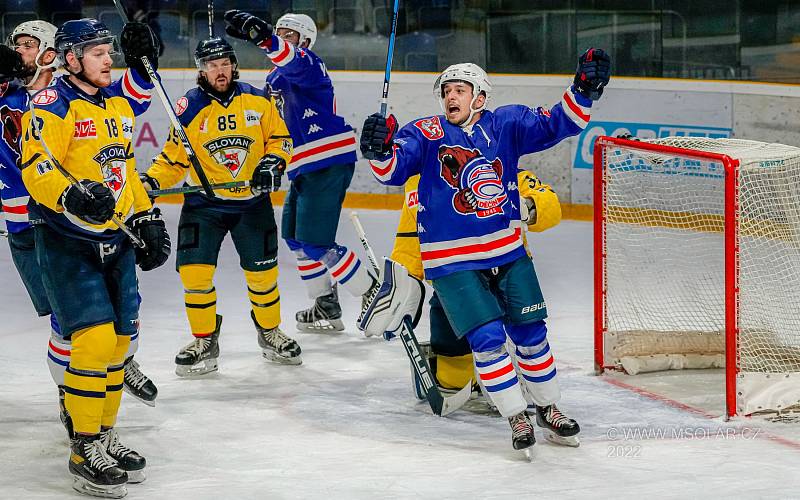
left=360, top=53, right=611, bottom=453
left=20, top=19, right=168, bottom=498
left=0, top=20, right=159, bottom=435
left=224, top=10, right=380, bottom=333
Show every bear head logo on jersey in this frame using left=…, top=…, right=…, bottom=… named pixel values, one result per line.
left=438, top=145, right=507, bottom=218
left=0, top=104, right=23, bottom=162
left=203, top=135, right=255, bottom=179
left=93, top=144, right=128, bottom=197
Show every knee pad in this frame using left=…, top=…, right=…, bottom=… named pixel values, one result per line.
left=70, top=323, right=117, bottom=371
left=506, top=321, right=548, bottom=349
left=179, top=264, right=216, bottom=292
left=360, top=259, right=424, bottom=337
left=465, top=319, right=507, bottom=354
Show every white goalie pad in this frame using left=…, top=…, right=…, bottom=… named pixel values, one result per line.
left=359, top=259, right=425, bottom=338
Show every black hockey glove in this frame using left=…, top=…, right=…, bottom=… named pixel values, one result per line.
left=61, top=180, right=116, bottom=225
left=0, top=45, right=25, bottom=84
left=360, top=113, right=398, bottom=160
left=121, top=22, right=160, bottom=81
left=128, top=208, right=171, bottom=271
left=224, top=10, right=273, bottom=48
left=251, top=154, right=286, bottom=194
left=138, top=172, right=160, bottom=202
left=573, top=48, right=611, bottom=101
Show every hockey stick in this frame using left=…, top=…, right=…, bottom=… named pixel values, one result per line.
left=28, top=103, right=146, bottom=248
left=379, top=0, right=400, bottom=116
left=348, top=211, right=472, bottom=416
left=150, top=180, right=249, bottom=197
left=112, top=0, right=217, bottom=199
left=208, top=0, right=214, bottom=37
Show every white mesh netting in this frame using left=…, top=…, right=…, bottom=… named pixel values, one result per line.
left=600, top=137, right=800, bottom=413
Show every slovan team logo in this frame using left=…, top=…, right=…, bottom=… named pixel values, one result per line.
left=93, top=144, right=127, bottom=195
left=438, top=145, right=507, bottom=218
left=203, top=135, right=254, bottom=178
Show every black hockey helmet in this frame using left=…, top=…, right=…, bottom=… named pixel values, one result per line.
left=55, top=18, right=117, bottom=62
left=194, top=37, right=237, bottom=71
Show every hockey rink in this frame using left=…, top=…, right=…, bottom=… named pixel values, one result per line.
left=2, top=205, right=800, bottom=499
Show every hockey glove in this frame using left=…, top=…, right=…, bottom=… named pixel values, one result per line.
left=61, top=180, right=116, bottom=225
left=0, top=45, right=25, bottom=84
left=121, top=22, right=160, bottom=81
left=573, top=48, right=611, bottom=101
left=128, top=208, right=171, bottom=271
left=224, top=10, right=273, bottom=48
left=139, top=172, right=160, bottom=202
left=360, top=113, right=398, bottom=160
left=251, top=154, right=286, bottom=194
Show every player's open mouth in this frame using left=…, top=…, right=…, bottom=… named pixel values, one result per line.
left=447, top=104, right=459, bottom=114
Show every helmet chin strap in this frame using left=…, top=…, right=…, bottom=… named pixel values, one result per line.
left=453, top=95, right=484, bottom=129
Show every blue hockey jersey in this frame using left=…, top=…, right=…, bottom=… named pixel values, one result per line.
left=369, top=86, right=593, bottom=279
left=0, top=80, right=31, bottom=233
left=261, top=35, right=357, bottom=179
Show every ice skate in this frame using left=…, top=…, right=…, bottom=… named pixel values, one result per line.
left=175, top=315, right=222, bottom=377
left=69, top=434, right=128, bottom=498
left=534, top=404, right=581, bottom=447
left=122, top=357, right=157, bottom=407
left=509, top=411, right=536, bottom=461
left=99, top=428, right=146, bottom=484
left=295, top=286, right=344, bottom=332
left=58, top=385, right=74, bottom=440
left=252, top=311, right=302, bottom=365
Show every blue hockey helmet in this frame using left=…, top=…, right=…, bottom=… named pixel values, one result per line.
left=55, top=18, right=117, bottom=63
left=194, top=37, right=237, bottom=71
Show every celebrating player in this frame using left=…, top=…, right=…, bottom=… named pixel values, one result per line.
left=21, top=19, right=169, bottom=498
left=0, top=21, right=160, bottom=425
left=359, top=53, right=611, bottom=453
left=141, top=37, right=301, bottom=375
left=224, top=10, right=380, bottom=333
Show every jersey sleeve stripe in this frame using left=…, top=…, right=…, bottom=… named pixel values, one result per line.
left=368, top=144, right=400, bottom=181
left=122, top=70, right=151, bottom=103
left=267, top=37, right=295, bottom=66
left=287, top=132, right=358, bottom=171
left=561, top=88, right=590, bottom=128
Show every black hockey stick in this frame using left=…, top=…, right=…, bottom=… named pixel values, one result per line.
left=348, top=212, right=471, bottom=416
left=150, top=180, right=249, bottom=197
left=28, top=103, right=146, bottom=248
left=112, top=0, right=217, bottom=198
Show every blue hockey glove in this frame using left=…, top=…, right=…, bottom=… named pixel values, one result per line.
left=573, top=48, right=611, bottom=101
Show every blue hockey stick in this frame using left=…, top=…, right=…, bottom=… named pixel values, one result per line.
left=379, top=0, right=400, bottom=117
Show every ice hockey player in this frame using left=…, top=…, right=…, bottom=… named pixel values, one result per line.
left=0, top=20, right=158, bottom=435
left=224, top=10, right=380, bottom=333
left=364, top=168, right=579, bottom=446
left=359, top=53, right=611, bottom=454
left=20, top=19, right=169, bottom=498
left=141, top=37, right=301, bottom=375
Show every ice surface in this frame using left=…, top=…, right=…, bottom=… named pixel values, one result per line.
left=2, top=206, right=800, bottom=499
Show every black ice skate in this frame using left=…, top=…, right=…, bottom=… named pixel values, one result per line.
left=252, top=311, right=302, bottom=365
left=69, top=434, right=128, bottom=499
left=295, top=285, right=344, bottom=332
left=534, top=404, right=581, bottom=447
left=175, top=315, right=222, bottom=377
left=356, top=276, right=381, bottom=328
left=99, top=427, right=146, bottom=484
left=122, top=357, right=157, bottom=407
left=58, top=385, right=74, bottom=440
left=508, top=411, right=536, bottom=461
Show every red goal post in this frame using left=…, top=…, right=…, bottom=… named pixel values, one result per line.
left=593, top=135, right=800, bottom=418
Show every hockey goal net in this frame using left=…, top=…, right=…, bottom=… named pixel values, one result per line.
left=594, top=136, right=800, bottom=417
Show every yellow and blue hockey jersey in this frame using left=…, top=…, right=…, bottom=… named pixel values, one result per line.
left=147, top=81, right=292, bottom=212
left=21, top=71, right=154, bottom=243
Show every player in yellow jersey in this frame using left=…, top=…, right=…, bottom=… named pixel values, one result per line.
left=141, top=37, right=300, bottom=375
left=20, top=19, right=168, bottom=498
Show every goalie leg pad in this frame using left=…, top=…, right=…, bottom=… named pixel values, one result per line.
left=360, top=259, right=425, bottom=337
left=467, top=319, right=527, bottom=417
left=506, top=321, right=561, bottom=407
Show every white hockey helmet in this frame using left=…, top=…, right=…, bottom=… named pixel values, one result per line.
left=275, top=13, right=317, bottom=49
left=8, top=20, right=58, bottom=87
left=433, top=63, right=492, bottom=127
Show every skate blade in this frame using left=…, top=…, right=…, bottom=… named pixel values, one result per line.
left=522, top=447, right=535, bottom=462
left=123, top=386, right=156, bottom=407
left=543, top=430, right=580, bottom=447
left=175, top=359, right=219, bottom=377
left=262, top=350, right=302, bottom=365
left=296, top=319, right=345, bottom=333
left=72, top=476, right=127, bottom=499
left=125, top=470, right=146, bottom=484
